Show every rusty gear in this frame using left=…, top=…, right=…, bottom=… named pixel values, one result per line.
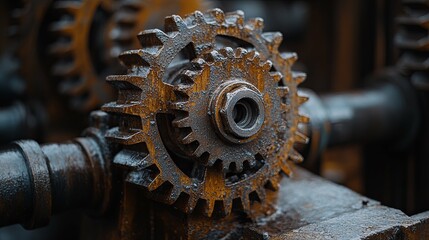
left=103, top=9, right=308, bottom=217
left=7, top=0, right=52, bottom=99
left=170, top=47, right=293, bottom=172
left=396, top=0, right=429, bottom=90
left=48, top=0, right=115, bottom=111
left=109, top=0, right=207, bottom=58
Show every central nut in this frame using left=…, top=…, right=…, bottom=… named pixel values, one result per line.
left=210, top=81, right=265, bottom=143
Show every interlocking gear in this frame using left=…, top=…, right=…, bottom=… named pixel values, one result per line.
left=109, top=0, right=206, bottom=58
left=7, top=0, right=52, bottom=99
left=397, top=0, right=429, bottom=90
left=103, top=9, right=309, bottom=217
left=48, top=0, right=115, bottom=111
left=48, top=0, right=206, bottom=111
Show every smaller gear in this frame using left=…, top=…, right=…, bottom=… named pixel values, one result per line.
left=169, top=47, right=290, bottom=172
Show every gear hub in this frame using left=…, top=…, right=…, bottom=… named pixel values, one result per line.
left=211, top=80, right=265, bottom=141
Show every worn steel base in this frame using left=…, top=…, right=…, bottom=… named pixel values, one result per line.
left=248, top=166, right=429, bottom=239
left=1, top=166, right=428, bottom=239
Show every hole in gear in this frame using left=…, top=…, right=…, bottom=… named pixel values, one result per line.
left=232, top=97, right=259, bottom=130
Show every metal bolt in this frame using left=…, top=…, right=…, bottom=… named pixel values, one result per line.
left=210, top=80, right=265, bottom=143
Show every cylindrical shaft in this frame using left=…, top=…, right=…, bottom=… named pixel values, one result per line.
left=0, top=133, right=110, bottom=229
left=299, top=76, right=418, bottom=162
left=321, top=84, right=407, bottom=146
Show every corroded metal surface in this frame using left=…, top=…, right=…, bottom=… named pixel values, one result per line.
left=247, top=166, right=429, bottom=240
left=109, top=0, right=206, bottom=58
left=0, top=111, right=112, bottom=229
left=102, top=9, right=308, bottom=217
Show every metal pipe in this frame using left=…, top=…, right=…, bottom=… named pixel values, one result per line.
left=299, top=72, right=419, bottom=162
left=0, top=117, right=111, bottom=229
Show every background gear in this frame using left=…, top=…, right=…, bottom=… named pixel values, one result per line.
left=48, top=0, right=115, bottom=111
left=109, top=0, right=207, bottom=58
left=103, top=9, right=308, bottom=217
left=396, top=0, right=429, bottom=90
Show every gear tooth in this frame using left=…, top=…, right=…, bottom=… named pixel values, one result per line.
left=164, top=15, right=187, bottom=32
left=174, top=83, right=193, bottom=95
left=125, top=170, right=146, bottom=186
left=183, top=69, right=199, bottom=79
left=221, top=198, right=233, bottom=216
left=297, top=95, right=309, bottom=106
left=203, top=199, right=216, bottom=217
left=105, top=127, right=145, bottom=145
left=52, top=62, right=78, bottom=76
left=262, top=32, right=283, bottom=50
left=114, top=10, right=136, bottom=25
left=49, top=42, right=73, bottom=56
left=397, top=15, right=429, bottom=28
left=181, top=132, right=197, bottom=145
left=266, top=175, right=281, bottom=191
left=295, top=131, right=309, bottom=144
left=192, top=145, right=204, bottom=157
left=280, top=52, right=298, bottom=65
left=114, top=149, right=153, bottom=170
left=147, top=175, right=165, bottom=191
left=106, top=75, right=144, bottom=90
left=298, top=114, right=310, bottom=124
left=169, top=101, right=190, bottom=111
left=235, top=161, right=244, bottom=172
left=204, top=50, right=224, bottom=62
left=205, top=8, right=225, bottom=23
left=255, top=187, right=267, bottom=203
left=218, top=47, right=235, bottom=58
left=172, top=117, right=191, bottom=128
left=191, top=58, right=208, bottom=69
left=276, top=86, right=289, bottom=97
left=281, top=162, right=293, bottom=176
left=137, top=29, right=170, bottom=48
left=207, top=156, right=218, bottom=166
left=184, top=195, right=199, bottom=213
left=234, top=47, right=247, bottom=58
left=293, top=71, right=306, bottom=85
left=225, top=10, right=245, bottom=26
left=50, top=21, right=75, bottom=35
left=246, top=17, right=264, bottom=32
left=193, top=11, right=207, bottom=23
left=119, top=50, right=154, bottom=68
left=102, top=102, right=141, bottom=115
left=222, top=162, right=230, bottom=172
left=165, top=187, right=181, bottom=204
left=261, top=60, right=273, bottom=72
left=289, top=148, right=304, bottom=164
left=240, top=194, right=251, bottom=213
left=280, top=103, right=290, bottom=112
left=244, top=50, right=258, bottom=60
left=270, top=72, right=283, bottom=83
left=53, top=1, right=81, bottom=14
left=110, top=28, right=134, bottom=42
